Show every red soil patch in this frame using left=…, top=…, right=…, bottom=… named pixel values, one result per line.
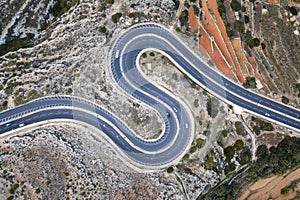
left=207, top=0, right=245, bottom=83
left=289, top=0, right=300, bottom=6
left=199, top=27, right=232, bottom=75
left=239, top=168, right=300, bottom=200
left=199, top=0, right=245, bottom=82
left=267, top=0, right=279, bottom=3
left=188, top=6, right=198, bottom=31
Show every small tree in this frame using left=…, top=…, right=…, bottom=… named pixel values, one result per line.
left=231, top=0, right=241, bottom=11
left=98, top=26, right=107, bottom=33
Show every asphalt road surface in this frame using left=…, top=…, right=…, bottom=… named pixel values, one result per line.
left=0, top=23, right=299, bottom=168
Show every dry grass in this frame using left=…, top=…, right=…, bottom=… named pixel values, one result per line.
left=232, top=38, right=252, bottom=77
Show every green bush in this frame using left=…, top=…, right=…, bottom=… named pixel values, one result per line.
left=290, top=6, right=298, bottom=15
left=190, top=145, right=197, bottom=153
left=204, top=151, right=216, bottom=169
left=52, top=0, right=78, bottom=17
left=196, top=138, right=205, bottom=148
left=0, top=38, right=33, bottom=57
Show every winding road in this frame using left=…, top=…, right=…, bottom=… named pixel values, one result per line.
left=0, top=23, right=299, bottom=169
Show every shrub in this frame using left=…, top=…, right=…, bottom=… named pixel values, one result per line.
left=98, top=26, right=107, bottom=33
left=235, top=121, right=246, bottom=136
left=290, top=6, right=298, bottom=15
left=179, top=10, right=189, bottom=27
left=112, top=13, right=122, bottom=23
left=233, top=139, right=244, bottom=151
left=207, top=98, right=219, bottom=118
left=190, top=145, right=197, bottom=153
left=244, top=15, right=250, bottom=24
left=253, top=38, right=260, bottom=47
left=167, top=166, right=174, bottom=173
left=281, top=187, right=289, bottom=195
left=224, top=146, right=235, bottom=162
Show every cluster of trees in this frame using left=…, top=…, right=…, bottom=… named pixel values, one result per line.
left=252, top=117, right=274, bottom=135
left=243, top=31, right=260, bottom=48
left=217, top=0, right=262, bottom=49
left=198, top=136, right=300, bottom=199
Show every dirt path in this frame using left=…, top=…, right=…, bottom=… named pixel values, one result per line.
left=171, top=0, right=185, bottom=29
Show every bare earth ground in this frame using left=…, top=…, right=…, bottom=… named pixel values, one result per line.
left=239, top=168, right=300, bottom=200
left=0, top=124, right=185, bottom=199
left=207, top=0, right=245, bottom=83
left=188, top=6, right=198, bottom=31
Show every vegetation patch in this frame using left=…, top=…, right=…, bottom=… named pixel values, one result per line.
left=199, top=136, right=300, bottom=199
left=0, top=38, right=34, bottom=57
left=252, top=117, right=274, bottom=135
left=52, top=0, right=78, bottom=17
